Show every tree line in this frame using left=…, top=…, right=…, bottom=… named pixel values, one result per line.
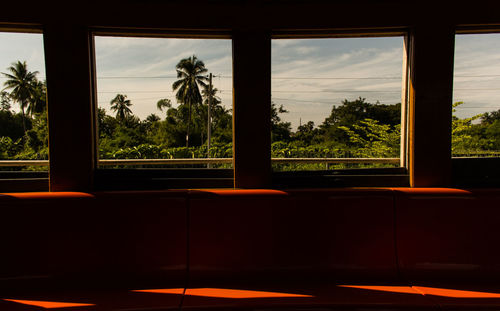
left=1, top=58, right=500, bottom=170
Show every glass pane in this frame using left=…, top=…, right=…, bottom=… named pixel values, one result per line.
left=0, top=31, right=48, bottom=172
left=94, top=36, right=233, bottom=168
left=453, top=33, right=500, bottom=158
left=271, top=37, right=404, bottom=171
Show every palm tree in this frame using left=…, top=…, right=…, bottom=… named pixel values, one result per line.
left=146, top=113, right=161, bottom=123
left=110, top=94, right=132, bottom=121
left=156, top=98, right=172, bottom=112
left=202, top=86, right=221, bottom=110
left=27, top=80, right=47, bottom=115
left=172, top=55, right=208, bottom=147
left=2, top=61, right=39, bottom=134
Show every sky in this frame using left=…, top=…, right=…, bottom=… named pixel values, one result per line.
left=0, top=32, right=46, bottom=83
left=0, top=32, right=500, bottom=130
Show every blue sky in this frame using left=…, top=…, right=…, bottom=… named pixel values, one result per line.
left=1, top=32, right=499, bottom=130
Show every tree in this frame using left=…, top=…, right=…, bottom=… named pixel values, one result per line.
left=172, top=55, right=208, bottom=147
left=271, top=102, right=292, bottom=142
left=146, top=114, right=161, bottom=123
left=202, top=86, right=221, bottom=109
left=156, top=98, right=171, bottom=113
left=0, top=110, right=27, bottom=140
left=452, top=102, right=486, bottom=153
left=323, top=97, right=400, bottom=127
left=319, top=97, right=401, bottom=146
left=481, top=109, right=500, bottom=125
left=201, top=85, right=221, bottom=145
left=97, top=107, right=118, bottom=139
left=338, top=119, right=400, bottom=158
left=110, top=94, right=132, bottom=121
left=294, top=121, right=321, bottom=145
left=0, top=91, right=11, bottom=111
left=27, top=80, right=47, bottom=115
left=2, top=61, right=39, bottom=134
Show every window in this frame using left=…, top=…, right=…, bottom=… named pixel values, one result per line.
left=270, top=35, right=408, bottom=186
left=92, top=33, right=233, bottom=189
left=452, top=31, right=500, bottom=186
left=0, top=30, right=48, bottom=191
left=453, top=33, right=500, bottom=158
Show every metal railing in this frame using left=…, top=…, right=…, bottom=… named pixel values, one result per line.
left=0, top=157, right=400, bottom=167
left=0, top=160, right=49, bottom=167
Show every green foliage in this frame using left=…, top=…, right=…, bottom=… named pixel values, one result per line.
left=323, top=97, right=401, bottom=127
left=103, top=143, right=233, bottom=160
left=451, top=102, right=500, bottom=156
left=3, top=59, right=500, bottom=174
left=0, top=61, right=48, bottom=169
left=0, top=109, right=29, bottom=140
left=338, top=119, right=400, bottom=158
left=0, top=136, right=23, bottom=159
left=271, top=102, right=292, bottom=142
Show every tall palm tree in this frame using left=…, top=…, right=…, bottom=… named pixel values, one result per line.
left=2, top=61, right=39, bottom=134
left=172, top=55, right=208, bottom=147
left=110, top=94, right=132, bottom=121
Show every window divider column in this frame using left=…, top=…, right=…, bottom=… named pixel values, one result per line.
left=232, top=30, right=271, bottom=188
left=44, top=24, right=96, bottom=191
left=407, top=25, right=455, bottom=187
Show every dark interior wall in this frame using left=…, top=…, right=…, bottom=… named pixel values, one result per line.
left=2, top=1, right=500, bottom=30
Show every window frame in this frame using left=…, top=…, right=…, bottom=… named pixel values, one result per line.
left=0, top=25, right=49, bottom=192
left=0, top=16, right=496, bottom=191
left=269, top=30, right=411, bottom=188
left=89, top=29, right=235, bottom=190
left=451, top=27, right=500, bottom=187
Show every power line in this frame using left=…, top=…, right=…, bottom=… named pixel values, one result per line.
left=272, top=97, right=500, bottom=110
left=271, top=76, right=401, bottom=80
left=98, top=76, right=176, bottom=79
left=93, top=88, right=500, bottom=94
left=98, top=90, right=174, bottom=93
left=272, top=90, right=400, bottom=93
left=455, top=74, right=500, bottom=77
left=270, top=97, right=396, bottom=105
left=2, top=74, right=500, bottom=80
left=217, top=75, right=401, bottom=80
left=97, top=75, right=232, bottom=79
left=97, top=89, right=232, bottom=94
left=454, top=88, right=500, bottom=91
left=455, top=106, right=500, bottom=109
left=91, top=73, right=500, bottom=80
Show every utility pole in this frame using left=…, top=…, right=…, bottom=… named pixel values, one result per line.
left=208, top=73, right=212, bottom=154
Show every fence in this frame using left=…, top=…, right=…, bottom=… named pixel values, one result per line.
left=0, top=157, right=400, bottom=167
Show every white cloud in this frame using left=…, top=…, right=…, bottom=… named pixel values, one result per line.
left=93, top=37, right=232, bottom=120
left=271, top=37, right=404, bottom=129
left=4, top=31, right=500, bottom=131
left=453, top=33, right=500, bottom=119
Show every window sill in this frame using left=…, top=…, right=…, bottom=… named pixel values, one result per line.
left=272, top=167, right=409, bottom=188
